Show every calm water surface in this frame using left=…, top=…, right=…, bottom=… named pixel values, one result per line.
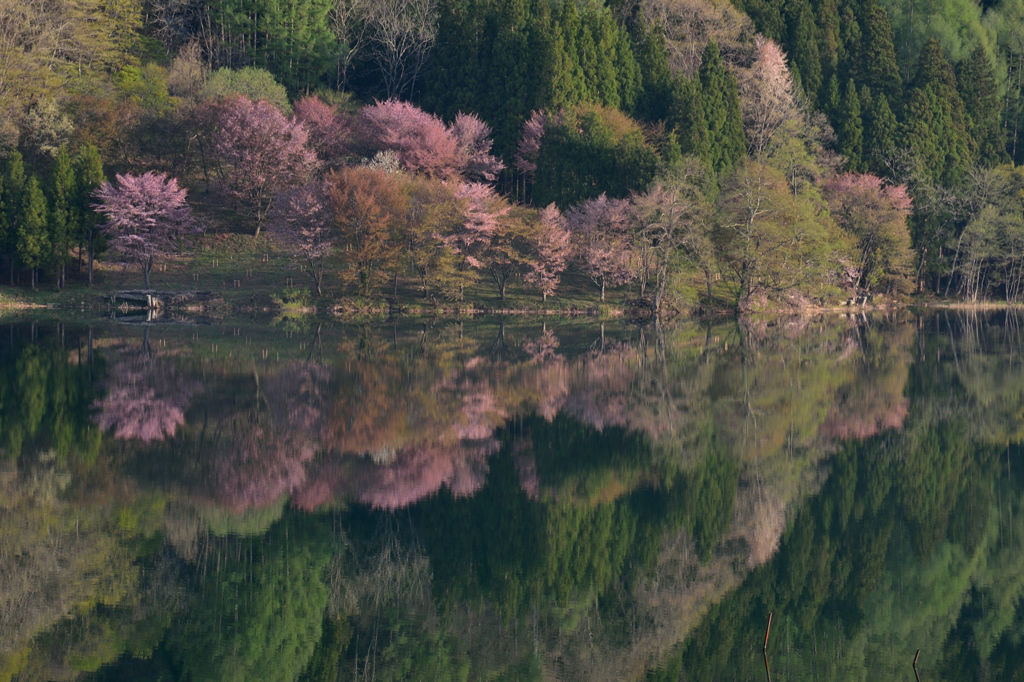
left=1, top=312, right=1023, bottom=681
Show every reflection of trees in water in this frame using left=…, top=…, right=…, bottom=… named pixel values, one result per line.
left=92, top=334, right=200, bottom=443
left=209, top=363, right=329, bottom=512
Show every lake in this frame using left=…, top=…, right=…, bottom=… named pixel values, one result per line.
left=1, top=311, right=1022, bottom=681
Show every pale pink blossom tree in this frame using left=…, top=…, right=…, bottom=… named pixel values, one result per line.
left=821, top=172, right=914, bottom=293
left=451, top=112, right=504, bottom=182
left=293, top=95, right=353, bottom=163
left=737, top=36, right=801, bottom=156
left=525, top=203, right=571, bottom=301
left=92, top=171, right=197, bottom=288
left=566, top=194, right=635, bottom=301
left=515, top=110, right=547, bottom=177
left=214, top=95, right=319, bottom=236
left=357, top=100, right=502, bottom=181
left=268, top=181, right=334, bottom=295
left=358, top=99, right=461, bottom=177
left=447, top=182, right=540, bottom=301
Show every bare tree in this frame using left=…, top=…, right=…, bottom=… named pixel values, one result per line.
left=330, top=0, right=372, bottom=90
left=364, top=0, right=437, bottom=99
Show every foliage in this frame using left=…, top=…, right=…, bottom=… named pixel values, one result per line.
left=533, top=105, right=660, bottom=209
left=213, top=96, right=319, bottom=236
left=822, top=172, right=914, bottom=294
left=203, top=67, right=293, bottom=113
left=92, top=171, right=196, bottom=288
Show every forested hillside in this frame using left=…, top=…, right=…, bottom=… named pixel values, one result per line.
left=2, top=0, right=1024, bottom=309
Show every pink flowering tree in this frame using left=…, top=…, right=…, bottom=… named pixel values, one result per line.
left=268, top=181, right=334, bottom=295
left=93, top=345, right=200, bottom=442
left=293, top=95, right=353, bottom=164
left=357, top=100, right=503, bottom=181
left=92, top=171, right=196, bottom=288
left=358, top=99, right=460, bottom=176
left=566, top=194, right=635, bottom=301
left=444, top=182, right=541, bottom=302
left=214, top=95, right=319, bottom=237
left=821, top=172, right=914, bottom=293
left=525, top=203, right=571, bottom=301
left=451, top=112, right=504, bottom=182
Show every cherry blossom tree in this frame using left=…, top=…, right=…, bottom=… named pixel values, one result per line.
left=821, top=172, right=914, bottom=294
left=293, top=95, right=353, bottom=164
left=268, top=181, right=335, bottom=295
left=358, top=99, right=460, bottom=176
left=515, top=110, right=547, bottom=176
left=442, top=181, right=541, bottom=301
left=566, top=194, right=635, bottom=301
left=357, top=100, right=502, bottom=181
left=451, top=112, right=504, bottom=182
left=525, top=203, right=571, bottom=301
left=737, top=36, right=801, bottom=156
left=214, top=95, right=319, bottom=237
left=92, top=171, right=196, bottom=288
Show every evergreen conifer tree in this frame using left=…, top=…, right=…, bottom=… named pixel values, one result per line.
left=815, top=0, right=841, bottom=81
left=957, top=45, right=1005, bottom=165
left=787, top=0, right=822, bottom=99
left=613, top=25, right=642, bottom=114
left=903, top=39, right=974, bottom=184
left=421, top=0, right=484, bottom=120
left=859, top=0, right=902, bottom=105
left=632, top=18, right=674, bottom=122
left=864, top=91, right=897, bottom=174
left=667, top=78, right=710, bottom=162
left=49, top=146, right=76, bottom=288
left=837, top=79, right=864, bottom=171
left=4, top=152, right=25, bottom=285
left=74, top=144, right=105, bottom=286
left=18, top=177, right=49, bottom=290
left=698, top=41, right=745, bottom=177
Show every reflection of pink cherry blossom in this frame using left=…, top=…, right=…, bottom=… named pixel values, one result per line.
left=211, top=363, right=328, bottom=512
left=93, top=350, right=199, bottom=442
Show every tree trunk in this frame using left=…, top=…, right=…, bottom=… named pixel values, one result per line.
left=31, top=268, right=36, bottom=290
left=600, top=278, right=606, bottom=302
left=8, top=255, right=13, bottom=286
left=88, top=245, right=94, bottom=286
left=144, top=258, right=152, bottom=289
left=499, top=278, right=506, bottom=302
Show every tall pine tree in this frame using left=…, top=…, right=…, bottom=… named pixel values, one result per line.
left=18, top=177, right=49, bottom=290
left=698, top=41, right=745, bottom=177
left=74, top=144, right=105, bottom=286
left=957, top=45, right=1005, bottom=166
left=4, top=152, right=25, bottom=285
left=863, top=91, right=897, bottom=175
left=859, top=0, right=902, bottom=105
left=49, top=146, right=76, bottom=288
left=837, top=79, right=864, bottom=171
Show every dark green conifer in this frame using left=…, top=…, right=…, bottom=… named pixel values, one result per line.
left=18, top=177, right=49, bottom=290
left=864, top=91, right=897, bottom=175
left=787, top=0, right=822, bottom=99
left=859, top=0, right=902, bottom=105
left=631, top=18, right=674, bottom=122
left=667, top=77, right=710, bottom=162
left=698, top=41, right=745, bottom=176
left=837, top=79, right=864, bottom=171
left=421, top=0, right=484, bottom=119
left=49, top=146, right=76, bottom=288
left=4, top=152, right=25, bottom=285
left=74, top=144, right=105, bottom=286
left=957, top=45, right=1005, bottom=165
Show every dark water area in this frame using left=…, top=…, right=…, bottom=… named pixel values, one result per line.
left=1, top=312, right=1023, bottom=681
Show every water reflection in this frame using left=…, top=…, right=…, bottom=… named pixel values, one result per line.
left=0, top=313, right=1021, bottom=680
